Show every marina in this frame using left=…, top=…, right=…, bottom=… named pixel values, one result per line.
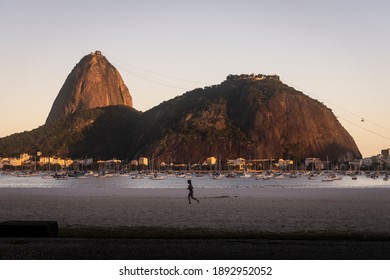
left=1, top=171, right=390, bottom=189
left=1, top=168, right=390, bottom=261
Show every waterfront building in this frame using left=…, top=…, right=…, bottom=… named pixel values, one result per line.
left=381, top=149, right=390, bottom=159
left=305, top=158, right=323, bottom=171
left=138, top=157, right=148, bottom=166
left=206, top=157, right=217, bottom=166
left=349, top=159, right=362, bottom=171
left=227, top=158, right=246, bottom=170
left=39, top=157, right=73, bottom=168
left=362, top=157, right=373, bottom=168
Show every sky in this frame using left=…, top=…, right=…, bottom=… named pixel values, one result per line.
left=0, top=0, right=389, bottom=158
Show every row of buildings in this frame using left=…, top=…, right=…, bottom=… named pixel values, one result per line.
left=2, top=149, right=390, bottom=171
left=0, top=154, right=75, bottom=170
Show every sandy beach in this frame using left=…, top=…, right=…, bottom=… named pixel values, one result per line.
left=1, top=187, right=390, bottom=238
left=2, top=186, right=390, bottom=259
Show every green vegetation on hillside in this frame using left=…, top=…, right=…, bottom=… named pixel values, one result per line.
left=0, top=106, right=142, bottom=159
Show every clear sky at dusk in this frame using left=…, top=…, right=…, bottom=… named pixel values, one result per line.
left=0, top=0, right=389, bottom=157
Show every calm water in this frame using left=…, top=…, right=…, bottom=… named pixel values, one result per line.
left=0, top=173, right=389, bottom=189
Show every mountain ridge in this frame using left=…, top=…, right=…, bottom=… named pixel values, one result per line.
left=0, top=52, right=362, bottom=162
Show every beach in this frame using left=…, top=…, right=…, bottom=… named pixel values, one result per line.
left=1, top=186, right=390, bottom=259
left=1, top=186, right=390, bottom=238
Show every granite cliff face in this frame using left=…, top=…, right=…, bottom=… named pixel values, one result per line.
left=132, top=74, right=361, bottom=162
left=45, top=51, right=133, bottom=124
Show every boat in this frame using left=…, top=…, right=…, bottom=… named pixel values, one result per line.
left=322, top=176, right=334, bottom=182
left=254, top=174, right=264, bottom=180
left=131, top=173, right=144, bottom=179
left=41, top=174, right=53, bottom=179
left=330, top=174, right=343, bottom=180
left=240, top=172, right=252, bottom=179
left=351, top=175, right=357, bottom=180
left=370, top=172, right=379, bottom=179
left=150, top=173, right=167, bottom=180
left=274, top=174, right=285, bottom=179
left=42, top=160, right=53, bottom=179
left=98, top=172, right=114, bottom=178
left=17, top=172, right=35, bottom=177
left=255, top=173, right=273, bottom=180
left=53, top=173, right=68, bottom=180
left=176, top=172, right=192, bottom=179
left=226, top=172, right=237, bottom=178
left=210, top=172, right=224, bottom=180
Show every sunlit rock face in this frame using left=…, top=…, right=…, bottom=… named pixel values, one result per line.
left=131, top=74, right=362, bottom=162
left=46, top=51, right=133, bottom=124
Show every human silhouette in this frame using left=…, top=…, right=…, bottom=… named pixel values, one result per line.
left=187, top=180, right=200, bottom=204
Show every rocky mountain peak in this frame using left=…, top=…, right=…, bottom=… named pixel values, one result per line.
left=45, top=51, right=133, bottom=124
left=132, top=75, right=362, bottom=162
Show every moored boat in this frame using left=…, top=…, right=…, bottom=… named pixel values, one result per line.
left=240, top=172, right=252, bottom=179
left=150, top=173, right=167, bottom=180
left=210, top=172, right=224, bottom=180
left=322, top=176, right=334, bottom=182
left=131, top=173, right=144, bottom=179
left=53, top=173, right=68, bottom=180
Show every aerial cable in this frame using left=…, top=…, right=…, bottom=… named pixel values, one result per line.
left=337, top=116, right=390, bottom=141
left=362, top=119, right=390, bottom=132
left=107, top=58, right=390, bottom=138
left=281, top=78, right=390, bottom=132
left=114, top=64, right=192, bottom=91
left=317, top=98, right=390, bottom=132
left=107, top=55, right=210, bottom=85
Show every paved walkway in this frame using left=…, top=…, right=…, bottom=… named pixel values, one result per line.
left=1, top=238, right=390, bottom=260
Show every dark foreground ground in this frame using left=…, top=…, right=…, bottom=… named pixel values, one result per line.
left=1, top=238, right=390, bottom=260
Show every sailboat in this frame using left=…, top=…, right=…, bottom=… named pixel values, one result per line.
left=322, top=176, right=334, bottom=182
left=42, top=158, right=53, bottom=179
left=240, top=172, right=252, bottom=179
left=150, top=173, right=167, bottom=180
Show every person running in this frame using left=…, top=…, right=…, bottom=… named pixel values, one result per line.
left=187, top=180, right=200, bottom=204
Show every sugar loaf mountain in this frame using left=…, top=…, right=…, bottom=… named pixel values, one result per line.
left=0, top=51, right=361, bottom=163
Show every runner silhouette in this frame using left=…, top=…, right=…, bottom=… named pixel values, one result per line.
left=187, top=180, right=200, bottom=204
